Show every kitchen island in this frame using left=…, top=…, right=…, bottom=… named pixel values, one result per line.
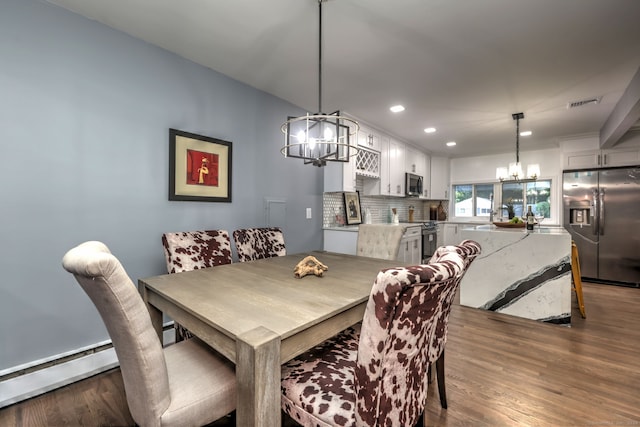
left=459, top=225, right=572, bottom=325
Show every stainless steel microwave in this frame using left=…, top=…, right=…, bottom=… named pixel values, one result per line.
left=405, top=172, right=423, bottom=197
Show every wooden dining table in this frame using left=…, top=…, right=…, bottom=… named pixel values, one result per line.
left=139, top=251, right=401, bottom=427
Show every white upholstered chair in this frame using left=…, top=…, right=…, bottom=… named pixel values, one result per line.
left=62, top=241, right=236, bottom=427
left=356, top=224, right=405, bottom=260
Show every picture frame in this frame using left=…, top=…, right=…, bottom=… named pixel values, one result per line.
left=169, top=128, right=232, bottom=202
left=343, top=191, right=362, bottom=225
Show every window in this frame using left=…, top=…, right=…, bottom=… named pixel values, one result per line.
left=454, top=180, right=552, bottom=220
left=454, top=184, right=494, bottom=217
left=501, top=180, right=551, bottom=219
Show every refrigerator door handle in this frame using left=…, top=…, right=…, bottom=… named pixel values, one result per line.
left=599, top=188, right=605, bottom=235
left=592, top=189, right=599, bottom=235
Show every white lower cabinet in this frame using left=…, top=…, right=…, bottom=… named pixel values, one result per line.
left=323, top=229, right=358, bottom=255
left=324, top=226, right=422, bottom=264
left=397, top=226, right=422, bottom=264
left=442, top=223, right=461, bottom=246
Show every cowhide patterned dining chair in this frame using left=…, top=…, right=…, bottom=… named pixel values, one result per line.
left=161, top=230, right=232, bottom=341
left=280, top=240, right=480, bottom=427
left=62, top=241, right=236, bottom=427
left=232, top=227, right=286, bottom=262
left=426, top=239, right=481, bottom=409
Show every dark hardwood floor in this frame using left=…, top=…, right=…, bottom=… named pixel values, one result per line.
left=2, top=282, right=639, bottom=426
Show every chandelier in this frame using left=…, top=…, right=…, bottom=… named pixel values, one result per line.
left=280, top=0, right=359, bottom=167
left=496, top=112, right=540, bottom=181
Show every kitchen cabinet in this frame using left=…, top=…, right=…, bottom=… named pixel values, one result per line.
left=386, top=138, right=406, bottom=196
left=405, top=145, right=426, bottom=176
left=323, top=121, right=360, bottom=192
left=406, top=146, right=430, bottom=198
left=362, top=135, right=405, bottom=197
left=562, top=147, right=640, bottom=170
left=323, top=156, right=356, bottom=192
left=323, top=229, right=358, bottom=255
left=357, top=125, right=383, bottom=152
left=442, top=223, right=461, bottom=246
left=397, top=226, right=422, bottom=264
left=430, top=156, right=450, bottom=199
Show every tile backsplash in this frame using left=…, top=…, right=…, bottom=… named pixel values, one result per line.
left=323, top=178, right=448, bottom=228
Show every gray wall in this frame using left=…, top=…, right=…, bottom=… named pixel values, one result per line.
left=0, top=0, right=323, bottom=371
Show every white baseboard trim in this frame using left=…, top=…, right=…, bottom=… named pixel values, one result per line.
left=0, top=327, right=176, bottom=409
left=0, top=348, right=118, bottom=409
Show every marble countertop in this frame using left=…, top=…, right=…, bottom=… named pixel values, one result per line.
left=324, top=222, right=423, bottom=232
left=463, top=224, right=569, bottom=235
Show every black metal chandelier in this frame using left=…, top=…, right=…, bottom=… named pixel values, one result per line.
left=496, top=112, right=539, bottom=181
left=280, top=0, right=359, bottom=167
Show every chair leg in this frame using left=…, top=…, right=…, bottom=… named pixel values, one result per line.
left=571, top=242, right=586, bottom=319
left=436, top=350, right=447, bottom=409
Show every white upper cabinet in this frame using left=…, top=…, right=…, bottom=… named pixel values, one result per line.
left=323, top=155, right=356, bottom=192
left=363, top=136, right=404, bottom=197
left=562, top=147, right=640, bottom=170
left=387, top=138, right=406, bottom=197
left=357, top=125, right=384, bottom=152
left=430, top=156, right=450, bottom=199
left=405, top=145, right=430, bottom=198
left=405, top=145, right=426, bottom=176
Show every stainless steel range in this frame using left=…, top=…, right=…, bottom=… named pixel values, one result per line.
left=422, top=221, right=438, bottom=263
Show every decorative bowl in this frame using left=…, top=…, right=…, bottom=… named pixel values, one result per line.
left=493, top=221, right=526, bottom=228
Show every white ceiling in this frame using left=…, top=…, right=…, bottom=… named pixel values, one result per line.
left=45, top=0, right=640, bottom=158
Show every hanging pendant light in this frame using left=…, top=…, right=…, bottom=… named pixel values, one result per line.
left=496, top=112, right=539, bottom=181
left=281, top=0, right=359, bottom=167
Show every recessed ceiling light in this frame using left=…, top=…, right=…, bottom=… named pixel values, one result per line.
left=446, top=141, right=456, bottom=147
left=390, top=105, right=405, bottom=113
left=520, top=131, right=532, bottom=136
left=424, top=127, right=436, bottom=133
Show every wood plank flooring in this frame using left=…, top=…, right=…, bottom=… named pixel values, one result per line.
left=1, top=282, right=639, bottom=426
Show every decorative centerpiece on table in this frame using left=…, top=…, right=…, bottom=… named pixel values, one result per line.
left=294, top=256, right=328, bottom=278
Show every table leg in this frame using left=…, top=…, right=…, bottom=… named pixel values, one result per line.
left=236, top=327, right=281, bottom=427
left=139, top=283, right=163, bottom=343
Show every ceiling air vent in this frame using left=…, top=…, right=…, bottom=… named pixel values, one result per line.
left=567, top=97, right=602, bottom=109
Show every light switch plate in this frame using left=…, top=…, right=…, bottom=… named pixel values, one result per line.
left=306, top=208, right=312, bottom=219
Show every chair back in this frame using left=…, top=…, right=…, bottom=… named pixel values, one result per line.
left=62, top=241, right=170, bottom=424
left=354, top=246, right=472, bottom=426
left=427, top=239, right=481, bottom=361
left=232, top=227, right=286, bottom=262
left=162, top=230, right=232, bottom=273
left=356, top=224, right=404, bottom=260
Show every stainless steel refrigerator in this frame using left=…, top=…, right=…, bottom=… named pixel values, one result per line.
left=563, top=167, right=640, bottom=286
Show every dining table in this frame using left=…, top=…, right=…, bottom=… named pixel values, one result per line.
left=139, top=250, right=402, bottom=427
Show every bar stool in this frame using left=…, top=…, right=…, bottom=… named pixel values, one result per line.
left=571, top=241, right=586, bottom=318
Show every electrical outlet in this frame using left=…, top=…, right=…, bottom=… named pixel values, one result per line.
left=306, top=208, right=312, bottom=219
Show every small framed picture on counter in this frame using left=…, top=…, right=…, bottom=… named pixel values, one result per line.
left=343, top=191, right=362, bottom=225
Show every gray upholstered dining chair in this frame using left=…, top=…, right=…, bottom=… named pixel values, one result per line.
left=427, top=239, right=481, bottom=409
left=280, top=240, right=479, bottom=427
left=356, top=223, right=405, bottom=260
left=62, top=241, right=236, bottom=427
left=232, top=227, right=286, bottom=262
left=161, top=230, right=233, bottom=341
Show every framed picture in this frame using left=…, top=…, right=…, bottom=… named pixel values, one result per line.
left=169, top=128, right=232, bottom=202
left=343, top=191, right=362, bottom=225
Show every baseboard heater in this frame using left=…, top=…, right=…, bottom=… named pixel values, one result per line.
left=0, top=323, right=175, bottom=408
